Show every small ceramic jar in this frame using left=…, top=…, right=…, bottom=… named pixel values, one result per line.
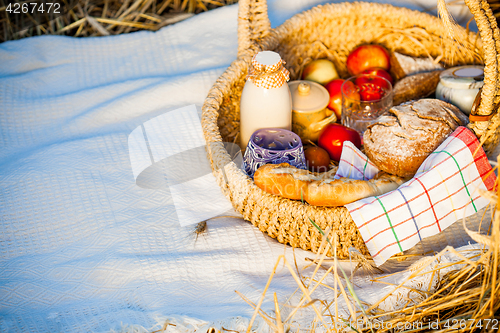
left=289, top=80, right=335, bottom=143
left=436, top=65, right=484, bottom=115
left=242, top=128, right=306, bottom=178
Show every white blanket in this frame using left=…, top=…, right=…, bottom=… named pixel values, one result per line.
left=0, top=1, right=480, bottom=332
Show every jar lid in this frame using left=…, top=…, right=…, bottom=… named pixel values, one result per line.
left=288, top=80, right=329, bottom=113
left=439, top=65, right=484, bottom=90
left=248, top=51, right=290, bottom=89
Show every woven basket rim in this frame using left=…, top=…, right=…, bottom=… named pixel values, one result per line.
left=201, top=0, right=500, bottom=258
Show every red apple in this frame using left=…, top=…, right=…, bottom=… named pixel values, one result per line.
left=354, top=74, right=391, bottom=101
left=361, top=68, right=393, bottom=85
left=318, top=123, right=361, bottom=162
left=324, top=79, right=344, bottom=119
left=346, top=44, right=391, bottom=75
left=302, top=59, right=339, bottom=85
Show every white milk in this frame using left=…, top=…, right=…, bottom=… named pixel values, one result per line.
left=240, top=51, right=292, bottom=149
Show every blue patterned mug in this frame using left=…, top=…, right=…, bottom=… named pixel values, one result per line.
left=242, top=128, right=307, bottom=178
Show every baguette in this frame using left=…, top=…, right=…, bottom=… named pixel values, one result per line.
left=254, top=163, right=404, bottom=206
left=254, top=164, right=312, bottom=200
left=306, top=173, right=405, bottom=206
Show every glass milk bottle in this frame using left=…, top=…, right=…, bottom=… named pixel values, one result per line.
left=240, top=51, right=292, bottom=149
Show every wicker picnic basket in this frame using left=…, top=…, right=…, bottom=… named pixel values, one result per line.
left=201, top=0, right=500, bottom=259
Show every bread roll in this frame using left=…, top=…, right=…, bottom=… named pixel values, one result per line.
left=306, top=172, right=405, bottom=206
left=254, top=163, right=312, bottom=200
left=253, top=163, right=337, bottom=200
left=254, top=163, right=404, bottom=206
left=363, top=99, right=469, bottom=178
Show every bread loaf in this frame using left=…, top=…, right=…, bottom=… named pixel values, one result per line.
left=254, top=163, right=404, bottom=206
left=363, top=99, right=469, bottom=178
left=306, top=172, right=405, bottom=206
left=390, top=52, right=444, bottom=80
left=254, top=164, right=312, bottom=200
left=393, top=70, right=442, bottom=106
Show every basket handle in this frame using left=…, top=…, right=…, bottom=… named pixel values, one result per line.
left=237, top=0, right=271, bottom=58
left=463, top=0, right=500, bottom=131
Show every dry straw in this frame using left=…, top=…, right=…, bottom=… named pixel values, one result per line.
left=225, top=1, right=500, bottom=326
left=236, top=156, right=500, bottom=332
left=3, top=0, right=500, bottom=330
left=0, top=0, right=238, bottom=42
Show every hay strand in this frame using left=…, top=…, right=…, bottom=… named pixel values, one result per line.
left=0, top=0, right=238, bottom=42
left=240, top=183, right=500, bottom=332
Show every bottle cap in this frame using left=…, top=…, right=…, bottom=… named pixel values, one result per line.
left=248, top=51, right=290, bottom=89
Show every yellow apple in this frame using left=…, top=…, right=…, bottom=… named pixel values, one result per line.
left=301, top=59, right=339, bottom=85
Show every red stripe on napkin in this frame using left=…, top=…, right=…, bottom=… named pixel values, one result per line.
left=371, top=194, right=483, bottom=258
left=415, top=177, right=441, bottom=232
left=346, top=126, right=495, bottom=266
left=451, top=127, right=496, bottom=191
left=356, top=166, right=481, bottom=229
left=344, top=144, right=378, bottom=168
left=364, top=174, right=483, bottom=244
left=337, top=160, right=366, bottom=179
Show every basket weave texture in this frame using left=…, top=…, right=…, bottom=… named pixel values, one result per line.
left=201, top=0, right=500, bottom=258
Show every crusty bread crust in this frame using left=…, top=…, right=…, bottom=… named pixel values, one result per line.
left=390, top=52, right=444, bottom=81
left=306, top=173, right=404, bottom=206
left=254, top=163, right=404, bottom=206
left=393, top=70, right=442, bottom=106
left=254, top=163, right=312, bottom=200
left=363, top=99, right=468, bottom=178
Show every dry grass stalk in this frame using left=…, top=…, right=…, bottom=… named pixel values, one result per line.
left=436, top=0, right=483, bottom=64
left=361, top=159, right=499, bottom=330
left=240, top=156, right=500, bottom=332
left=0, top=0, right=237, bottom=42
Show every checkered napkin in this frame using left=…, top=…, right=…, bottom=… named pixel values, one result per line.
left=339, top=127, right=496, bottom=266
left=334, top=141, right=380, bottom=180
